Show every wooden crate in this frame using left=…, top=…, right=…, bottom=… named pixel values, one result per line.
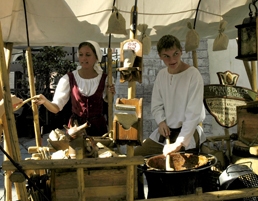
left=51, top=167, right=138, bottom=201
left=237, top=101, right=258, bottom=145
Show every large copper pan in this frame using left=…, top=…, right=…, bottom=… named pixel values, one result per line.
left=146, top=152, right=216, bottom=172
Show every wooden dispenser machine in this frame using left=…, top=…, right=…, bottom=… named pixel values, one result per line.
left=114, top=39, right=143, bottom=145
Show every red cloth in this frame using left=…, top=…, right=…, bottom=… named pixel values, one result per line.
left=67, top=72, right=108, bottom=136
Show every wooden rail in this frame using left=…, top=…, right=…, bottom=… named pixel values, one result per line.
left=3, top=156, right=258, bottom=201
left=136, top=187, right=258, bottom=201
left=2, top=156, right=144, bottom=170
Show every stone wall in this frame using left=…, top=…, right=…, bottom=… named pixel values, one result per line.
left=114, top=39, right=213, bottom=140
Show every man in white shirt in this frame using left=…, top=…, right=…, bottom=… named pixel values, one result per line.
left=134, top=35, right=206, bottom=157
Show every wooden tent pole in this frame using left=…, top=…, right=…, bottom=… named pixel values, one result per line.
left=26, top=47, right=41, bottom=147
left=107, top=48, right=113, bottom=134
left=128, top=5, right=138, bottom=99
left=3, top=42, right=13, bottom=201
left=0, top=23, right=28, bottom=201
left=125, top=5, right=138, bottom=201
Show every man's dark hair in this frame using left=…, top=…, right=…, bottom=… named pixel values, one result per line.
left=157, top=35, right=182, bottom=54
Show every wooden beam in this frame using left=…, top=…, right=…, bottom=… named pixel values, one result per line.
left=2, top=156, right=145, bottom=171
left=136, top=187, right=258, bottom=201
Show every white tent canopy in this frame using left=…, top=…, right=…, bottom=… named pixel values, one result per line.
left=0, top=0, right=254, bottom=47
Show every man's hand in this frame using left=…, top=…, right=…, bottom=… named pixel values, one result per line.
left=163, top=142, right=183, bottom=156
left=158, top=121, right=170, bottom=138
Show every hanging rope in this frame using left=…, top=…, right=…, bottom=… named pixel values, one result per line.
left=193, top=0, right=202, bottom=29
left=108, top=0, right=117, bottom=48
left=132, top=0, right=138, bottom=36
left=22, top=0, right=30, bottom=47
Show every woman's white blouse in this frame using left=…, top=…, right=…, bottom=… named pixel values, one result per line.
left=52, top=70, right=107, bottom=111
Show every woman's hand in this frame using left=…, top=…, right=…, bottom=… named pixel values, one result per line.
left=158, top=121, right=170, bottom=138
left=32, top=94, right=47, bottom=105
left=63, top=122, right=90, bottom=139
left=163, top=142, right=183, bottom=156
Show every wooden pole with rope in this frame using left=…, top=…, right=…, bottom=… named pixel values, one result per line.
left=26, top=48, right=41, bottom=147
left=107, top=44, right=114, bottom=138
left=0, top=23, right=28, bottom=201
left=22, top=0, right=41, bottom=147
left=128, top=5, right=138, bottom=99
left=107, top=0, right=116, bottom=139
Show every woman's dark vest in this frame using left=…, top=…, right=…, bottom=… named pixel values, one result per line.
left=67, top=72, right=108, bottom=136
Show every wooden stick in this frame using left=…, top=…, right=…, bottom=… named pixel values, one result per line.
left=165, top=137, right=174, bottom=171
left=26, top=47, right=41, bottom=147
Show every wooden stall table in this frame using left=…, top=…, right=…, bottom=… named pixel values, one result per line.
left=48, top=139, right=142, bottom=201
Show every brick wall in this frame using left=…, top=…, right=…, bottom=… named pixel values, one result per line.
left=114, top=39, right=212, bottom=140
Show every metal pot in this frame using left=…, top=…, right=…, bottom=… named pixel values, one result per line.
left=138, top=153, right=217, bottom=198
left=219, top=162, right=253, bottom=189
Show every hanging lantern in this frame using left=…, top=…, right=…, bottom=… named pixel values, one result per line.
left=235, top=2, right=257, bottom=61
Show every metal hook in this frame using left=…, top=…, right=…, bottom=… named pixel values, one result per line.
left=252, top=0, right=258, bottom=16
left=249, top=3, right=254, bottom=17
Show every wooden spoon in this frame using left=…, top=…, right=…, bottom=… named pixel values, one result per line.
left=13, top=97, right=37, bottom=111
left=165, top=137, right=174, bottom=171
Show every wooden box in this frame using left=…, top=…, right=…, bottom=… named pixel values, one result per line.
left=51, top=167, right=138, bottom=201
left=237, top=101, right=258, bottom=145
